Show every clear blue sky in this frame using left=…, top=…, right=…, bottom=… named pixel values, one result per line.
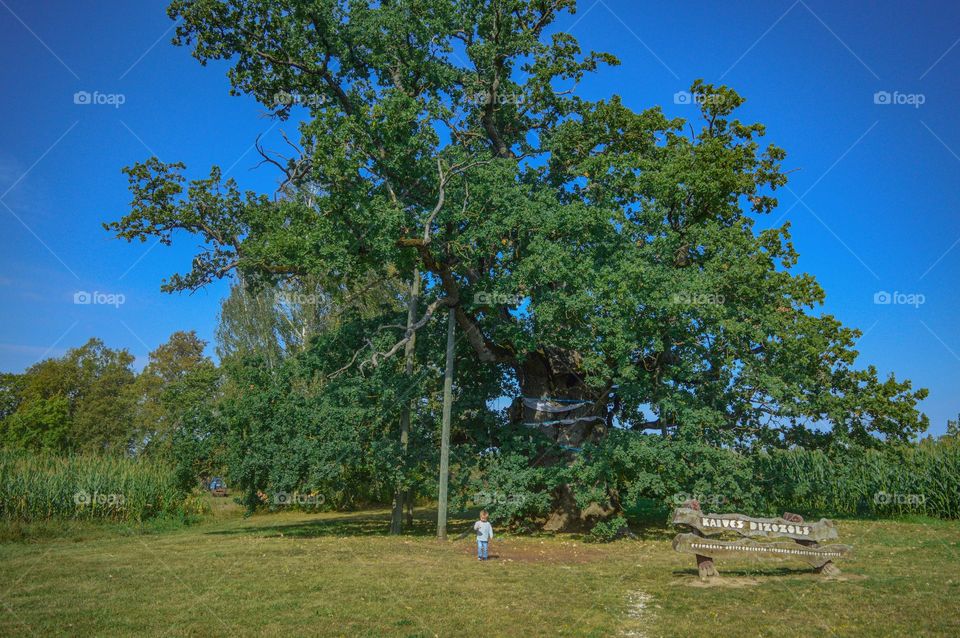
left=1, top=1, right=958, bottom=435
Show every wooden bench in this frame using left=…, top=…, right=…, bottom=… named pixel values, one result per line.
left=671, top=500, right=852, bottom=579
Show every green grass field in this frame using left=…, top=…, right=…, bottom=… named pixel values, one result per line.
left=1, top=501, right=958, bottom=637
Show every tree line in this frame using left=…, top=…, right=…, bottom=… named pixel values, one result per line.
left=0, top=332, right=216, bottom=458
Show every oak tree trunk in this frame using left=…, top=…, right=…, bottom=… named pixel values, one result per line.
left=510, top=351, right=613, bottom=531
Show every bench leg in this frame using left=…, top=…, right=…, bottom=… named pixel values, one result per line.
left=696, top=554, right=719, bottom=579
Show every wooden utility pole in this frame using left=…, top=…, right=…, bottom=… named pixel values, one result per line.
left=402, top=268, right=419, bottom=529
left=391, top=268, right=419, bottom=534
left=436, top=305, right=456, bottom=541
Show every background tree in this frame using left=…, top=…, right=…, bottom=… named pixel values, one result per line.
left=0, top=373, right=24, bottom=423
left=130, top=331, right=219, bottom=457
left=0, top=339, right=136, bottom=453
left=215, top=272, right=402, bottom=365
left=947, top=414, right=960, bottom=440
left=216, top=276, right=334, bottom=368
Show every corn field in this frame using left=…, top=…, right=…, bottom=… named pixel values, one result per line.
left=0, top=450, right=186, bottom=522
left=752, top=440, right=960, bottom=519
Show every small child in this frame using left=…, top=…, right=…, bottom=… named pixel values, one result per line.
left=474, top=510, right=493, bottom=560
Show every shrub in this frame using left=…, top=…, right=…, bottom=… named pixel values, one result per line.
left=570, top=432, right=758, bottom=517
left=589, top=515, right=629, bottom=542
left=458, top=439, right=560, bottom=528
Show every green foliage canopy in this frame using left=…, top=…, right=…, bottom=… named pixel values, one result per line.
left=105, top=1, right=927, bottom=455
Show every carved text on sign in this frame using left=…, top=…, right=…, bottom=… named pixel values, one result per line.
left=671, top=507, right=838, bottom=543
left=670, top=502, right=851, bottom=579
left=673, top=533, right=852, bottom=569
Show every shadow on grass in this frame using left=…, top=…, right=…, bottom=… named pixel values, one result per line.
left=627, top=520, right=676, bottom=542
left=204, top=504, right=680, bottom=542
left=206, top=501, right=677, bottom=542
left=205, top=508, right=478, bottom=539
left=671, top=566, right=822, bottom=579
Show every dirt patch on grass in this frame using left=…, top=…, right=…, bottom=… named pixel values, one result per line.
left=675, top=570, right=867, bottom=587
left=683, top=576, right=762, bottom=588
left=458, top=538, right=606, bottom=564
left=816, top=572, right=868, bottom=582
left=620, top=590, right=653, bottom=637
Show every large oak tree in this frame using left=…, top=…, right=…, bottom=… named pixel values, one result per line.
left=107, top=0, right=927, bottom=525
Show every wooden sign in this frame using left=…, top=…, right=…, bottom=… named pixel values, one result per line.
left=671, top=501, right=851, bottom=579
left=671, top=508, right=839, bottom=543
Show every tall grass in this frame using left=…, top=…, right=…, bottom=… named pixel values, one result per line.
left=607, top=435, right=960, bottom=522
left=752, top=441, right=960, bottom=519
left=0, top=450, right=186, bottom=522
